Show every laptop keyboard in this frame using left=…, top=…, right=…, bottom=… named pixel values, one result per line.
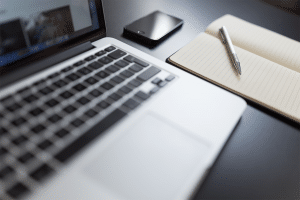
left=0, top=45, right=175, bottom=199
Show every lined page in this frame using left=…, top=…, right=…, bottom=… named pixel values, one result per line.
left=205, top=15, right=300, bottom=73
left=169, top=33, right=300, bottom=122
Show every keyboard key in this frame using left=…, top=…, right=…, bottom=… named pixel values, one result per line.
left=0, top=127, right=8, bottom=136
left=55, top=129, right=69, bottom=138
left=85, top=55, right=96, bottom=61
left=0, top=148, right=8, bottom=156
left=100, top=82, right=114, bottom=90
left=119, top=86, right=132, bottom=94
left=0, top=166, right=14, bottom=179
left=123, top=55, right=136, bottom=63
left=66, top=73, right=81, bottom=81
left=17, top=87, right=30, bottom=94
left=39, top=87, right=54, bottom=95
left=18, top=152, right=35, bottom=164
left=118, top=90, right=129, bottom=97
left=84, top=77, right=98, bottom=85
left=12, top=136, right=28, bottom=145
left=0, top=95, right=13, bottom=103
left=48, top=114, right=62, bottom=123
left=111, top=76, right=124, bottom=84
left=135, top=91, right=150, bottom=100
left=85, top=109, right=98, bottom=118
left=11, top=117, right=27, bottom=126
left=105, top=46, right=116, bottom=52
left=106, top=65, right=120, bottom=73
left=7, top=182, right=30, bottom=198
left=115, top=60, right=129, bottom=68
left=158, top=81, right=168, bottom=87
left=129, top=79, right=142, bottom=88
left=37, top=140, right=53, bottom=150
left=55, top=109, right=126, bottom=162
left=61, top=77, right=72, bottom=84
left=30, top=164, right=54, bottom=182
left=134, top=59, right=149, bottom=68
left=29, top=107, right=44, bottom=116
left=150, top=86, right=159, bottom=94
left=78, top=67, right=92, bottom=75
left=95, top=50, right=106, bottom=57
left=96, top=71, right=110, bottom=79
left=151, top=77, right=162, bottom=84
left=47, top=72, right=60, bottom=80
left=63, top=105, right=77, bottom=114
left=23, top=94, right=38, bottom=103
left=71, top=118, right=84, bottom=127
left=88, top=61, right=103, bottom=70
left=120, top=70, right=134, bottom=78
left=98, top=56, right=113, bottom=65
left=137, top=66, right=161, bottom=81
left=73, top=83, right=86, bottom=92
left=33, top=79, right=46, bottom=87
left=31, top=124, right=46, bottom=134
left=45, top=99, right=59, bottom=107
left=124, top=55, right=149, bottom=67
left=89, top=89, right=102, bottom=97
left=108, top=49, right=126, bottom=59
left=123, top=98, right=140, bottom=110
left=53, top=79, right=68, bottom=88
left=73, top=60, right=85, bottom=67
left=165, top=75, right=175, bottom=82
left=6, top=103, right=21, bottom=112
left=97, top=101, right=110, bottom=109
left=129, top=64, right=143, bottom=72
left=61, top=66, right=73, bottom=73
left=109, top=93, right=122, bottom=101
left=60, top=91, right=74, bottom=99
left=77, top=97, right=90, bottom=105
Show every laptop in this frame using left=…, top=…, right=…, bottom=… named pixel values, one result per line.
left=0, top=1, right=246, bottom=199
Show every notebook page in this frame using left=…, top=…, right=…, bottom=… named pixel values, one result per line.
left=169, top=33, right=300, bottom=122
left=205, top=15, right=300, bottom=74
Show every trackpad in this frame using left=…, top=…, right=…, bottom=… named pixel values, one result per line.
left=83, top=113, right=210, bottom=200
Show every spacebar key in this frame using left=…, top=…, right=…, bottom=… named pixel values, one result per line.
left=137, top=66, right=161, bottom=82
left=55, top=109, right=127, bottom=163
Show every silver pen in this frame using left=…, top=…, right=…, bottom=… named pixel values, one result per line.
left=219, top=26, right=242, bottom=75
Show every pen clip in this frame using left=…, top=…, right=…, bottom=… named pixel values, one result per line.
left=219, top=29, right=226, bottom=44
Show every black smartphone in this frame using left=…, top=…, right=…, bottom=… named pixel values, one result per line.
left=123, top=11, right=183, bottom=46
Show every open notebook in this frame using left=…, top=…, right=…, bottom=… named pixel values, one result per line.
left=168, top=14, right=300, bottom=123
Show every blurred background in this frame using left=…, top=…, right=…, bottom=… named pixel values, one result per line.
left=261, top=0, right=300, bottom=15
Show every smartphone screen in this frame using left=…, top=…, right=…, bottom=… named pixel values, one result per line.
left=124, top=11, right=183, bottom=42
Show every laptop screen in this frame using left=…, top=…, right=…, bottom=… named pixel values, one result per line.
left=0, top=0, right=100, bottom=67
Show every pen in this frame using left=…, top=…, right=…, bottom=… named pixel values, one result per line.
left=219, top=26, right=242, bottom=75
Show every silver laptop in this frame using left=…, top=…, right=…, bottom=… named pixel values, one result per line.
left=0, top=1, right=246, bottom=199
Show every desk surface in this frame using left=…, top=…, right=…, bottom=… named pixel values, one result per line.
left=102, top=0, right=300, bottom=199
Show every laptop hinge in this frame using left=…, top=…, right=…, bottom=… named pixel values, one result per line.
left=0, top=42, right=95, bottom=89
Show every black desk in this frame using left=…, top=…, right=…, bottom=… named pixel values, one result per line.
left=102, top=0, right=300, bottom=199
